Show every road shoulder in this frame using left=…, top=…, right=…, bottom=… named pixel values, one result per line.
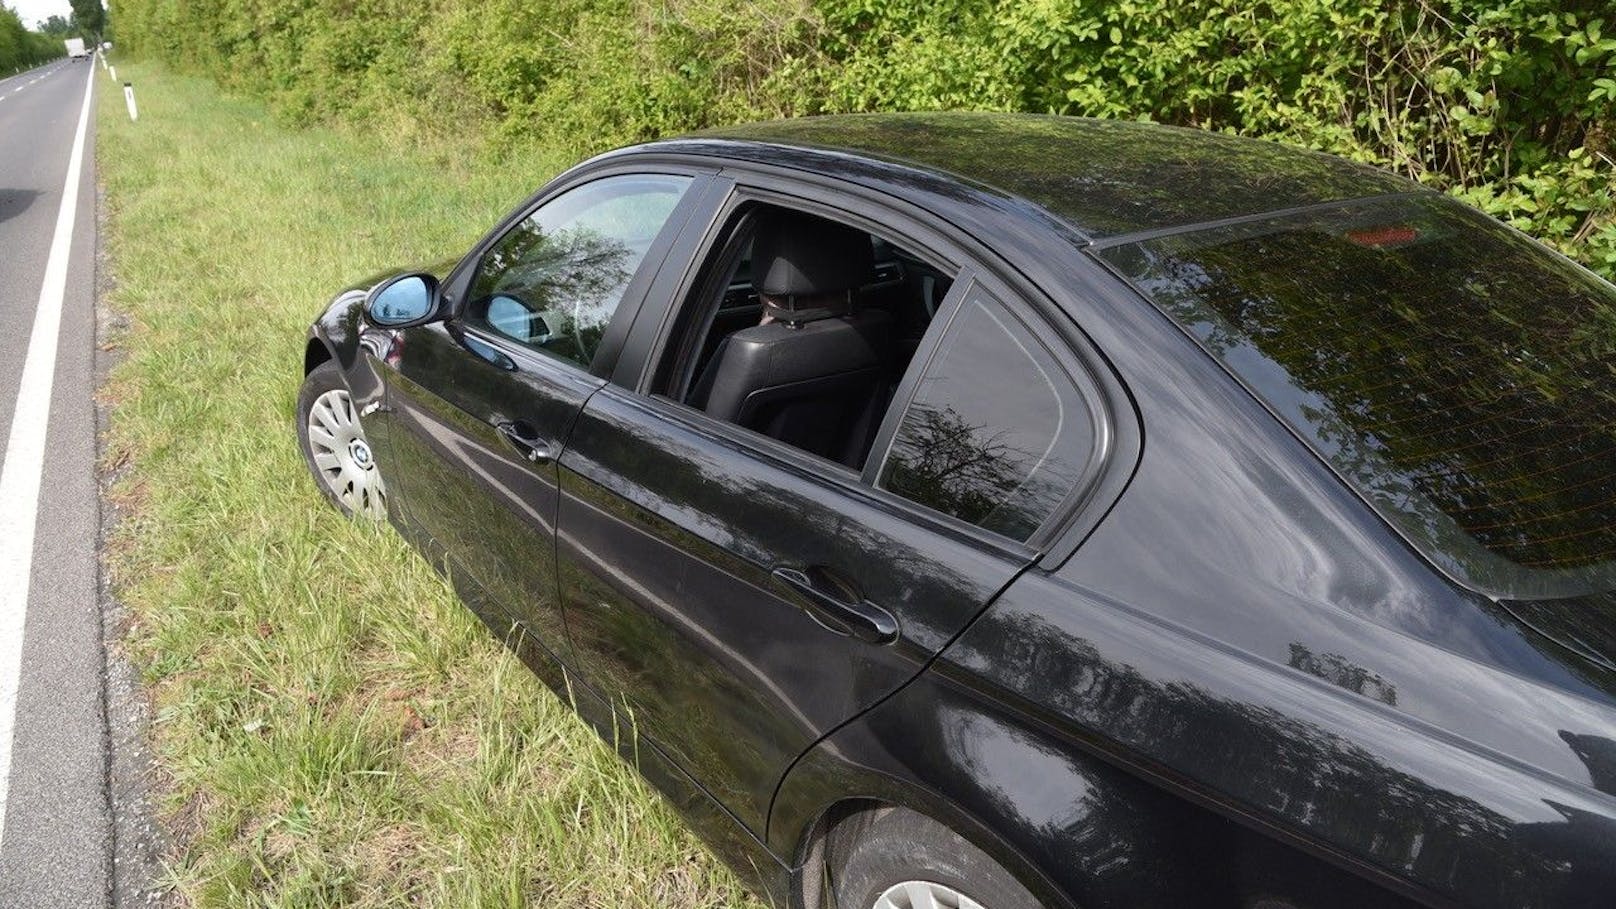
left=94, top=171, right=168, bottom=908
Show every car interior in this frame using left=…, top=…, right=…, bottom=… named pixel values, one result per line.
left=663, top=203, right=954, bottom=471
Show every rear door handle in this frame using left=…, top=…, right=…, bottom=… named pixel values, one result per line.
left=771, top=566, right=899, bottom=645
left=496, top=420, right=555, bottom=464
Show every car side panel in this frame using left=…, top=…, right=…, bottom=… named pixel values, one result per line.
left=1005, top=248, right=1616, bottom=904
left=770, top=660, right=1425, bottom=909
left=913, top=566, right=1616, bottom=908
left=386, top=323, right=605, bottom=652
left=449, top=570, right=797, bottom=908
left=746, top=191, right=1616, bottom=908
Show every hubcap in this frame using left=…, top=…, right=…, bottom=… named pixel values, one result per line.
left=874, top=881, right=987, bottom=909
left=307, top=388, right=386, bottom=520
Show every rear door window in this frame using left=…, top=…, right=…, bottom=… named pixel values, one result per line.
left=873, top=287, right=1100, bottom=542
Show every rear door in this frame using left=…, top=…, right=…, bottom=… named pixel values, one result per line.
left=384, top=171, right=709, bottom=652
left=553, top=186, right=1121, bottom=836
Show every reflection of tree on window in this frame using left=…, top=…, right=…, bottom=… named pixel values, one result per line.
left=474, top=224, right=634, bottom=365
left=883, top=403, right=1077, bottom=541
left=1108, top=194, right=1616, bottom=596
left=877, top=293, right=1092, bottom=542
left=465, top=175, right=690, bottom=371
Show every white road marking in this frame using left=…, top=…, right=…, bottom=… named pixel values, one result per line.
left=0, top=59, right=95, bottom=848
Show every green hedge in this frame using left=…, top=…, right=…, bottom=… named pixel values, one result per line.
left=112, top=0, right=1615, bottom=276
left=0, top=8, right=64, bottom=75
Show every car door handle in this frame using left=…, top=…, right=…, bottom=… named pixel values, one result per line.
left=771, top=566, right=899, bottom=645
left=495, top=420, right=555, bottom=464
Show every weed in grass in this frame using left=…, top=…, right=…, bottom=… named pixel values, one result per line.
left=98, top=62, right=764, bottom=908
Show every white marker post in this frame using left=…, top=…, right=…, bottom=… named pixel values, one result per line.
left=123, top=82, right=137, bottom=121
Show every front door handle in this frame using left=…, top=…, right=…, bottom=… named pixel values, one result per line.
left=771, top=566, right=899, bottom=645
left=495, top=420, right=555, bottom=464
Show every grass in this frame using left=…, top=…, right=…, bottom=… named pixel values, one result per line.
left=96, top=60, right=765, bottom=908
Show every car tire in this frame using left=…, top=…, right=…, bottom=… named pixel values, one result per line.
left=296, top=360, right=387, bottom=521
left=827, top=806, right=1043, bottom=909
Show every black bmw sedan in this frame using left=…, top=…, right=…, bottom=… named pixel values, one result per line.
left=297, top=113, right=1616, bottom=909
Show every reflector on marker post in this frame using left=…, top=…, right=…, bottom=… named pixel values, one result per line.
left=123, top=83, right=137, bottom=121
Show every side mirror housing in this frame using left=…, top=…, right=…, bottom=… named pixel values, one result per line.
left=363, top=273, right=444, bottom=328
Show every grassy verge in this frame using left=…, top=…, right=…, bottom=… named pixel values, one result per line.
left=97, top=60, right=763, bottom=908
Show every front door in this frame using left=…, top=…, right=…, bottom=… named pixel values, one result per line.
left=384, top=172, right=703, bottom=651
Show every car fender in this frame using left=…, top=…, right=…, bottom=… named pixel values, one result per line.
left=302, top=286, right=403, bottom=509
left=768, top=670, right=1209, bottom=909
left=306, top=289, right=365, bottom=373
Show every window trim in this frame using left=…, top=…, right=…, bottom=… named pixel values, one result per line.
left=652, top=204, right=765, bottom=402
left=452, top=319, right=610, bottom=406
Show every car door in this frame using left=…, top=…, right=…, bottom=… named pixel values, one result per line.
left=383, top=171, right=709, bottom=652
left=553, top=190, right=1120, bottom=836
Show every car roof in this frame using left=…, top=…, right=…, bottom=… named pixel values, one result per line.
left=651, top=112, right=1424, bottom=242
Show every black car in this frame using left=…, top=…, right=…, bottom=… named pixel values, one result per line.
left=297, top=113, right=1616, bottom=909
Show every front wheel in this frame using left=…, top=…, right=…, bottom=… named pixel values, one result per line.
left=828, top=807, right=1043, bottom=909
left=296, top=360, right=387, bottom=521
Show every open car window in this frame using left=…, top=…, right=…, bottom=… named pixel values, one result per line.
left=1102, top=193, right=1616, bottom=599
left=656, top=202, right=955, bottom=472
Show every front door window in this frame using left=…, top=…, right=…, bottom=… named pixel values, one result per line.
left=465, top=175, right=692, bottom=370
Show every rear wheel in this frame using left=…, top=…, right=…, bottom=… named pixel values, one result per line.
left=297, top=360, right=387, bottom=520
left=827, top=807, right=1043, bottom=909
left=871, top=881, right=987, bottom=909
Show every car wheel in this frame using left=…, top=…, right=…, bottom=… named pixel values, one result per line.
left=297, top=360, right=387, bottom=521
left=827, top=807, right=1043, bottom=909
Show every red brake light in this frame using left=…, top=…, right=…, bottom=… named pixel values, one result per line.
left=1345, top=225, right=1419, bottom=249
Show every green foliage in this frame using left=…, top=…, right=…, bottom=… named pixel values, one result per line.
left=69, top=0, right=104, bottom=37
left=108, top=0, right=1616, bottom=273
left=0, top=6, right=66, bottom=75
left=817, top=0, right=1616, bottom=274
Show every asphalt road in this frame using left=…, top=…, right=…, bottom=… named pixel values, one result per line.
left=0, top=56, right=113, bottom=906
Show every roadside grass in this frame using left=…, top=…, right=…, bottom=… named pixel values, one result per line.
left=97, top=61, right=764, bottom=908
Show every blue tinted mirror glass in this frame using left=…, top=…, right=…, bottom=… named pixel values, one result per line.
left=368, top=275, right=434, bottom=325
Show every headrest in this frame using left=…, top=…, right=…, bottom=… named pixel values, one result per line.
left=750, top=209, right=875, bottom=300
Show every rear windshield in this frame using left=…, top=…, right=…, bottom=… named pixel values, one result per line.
left=1100, top=194, right=1616, bottom=599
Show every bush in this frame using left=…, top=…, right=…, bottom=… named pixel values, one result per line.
left=816, top=0, right=1616, bottom=272
left=110, top=0, right=1615, bottom=277
left=0, top=7, right=65, bottom=75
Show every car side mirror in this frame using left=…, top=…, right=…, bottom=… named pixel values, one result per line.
left=364, top=273, right=444, bottom=328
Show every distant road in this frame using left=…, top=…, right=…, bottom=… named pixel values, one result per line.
left=0, top=55, right=112, bottom=907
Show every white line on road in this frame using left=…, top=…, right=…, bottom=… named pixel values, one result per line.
left=0, top=58, right=95, bottom=849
